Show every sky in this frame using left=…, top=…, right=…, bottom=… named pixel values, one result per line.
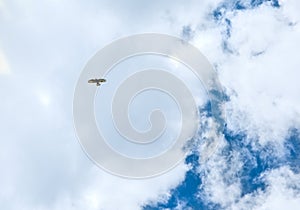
left=0, top=0, right=300, bottom=209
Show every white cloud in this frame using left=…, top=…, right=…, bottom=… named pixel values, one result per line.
left=198, top=141, right=300, bottom=210
left=216, top=2, right=300, bottom=146
left=230, top=166, right=300, bottom=210
left=77, top=164, right=187, bottom=210
left=0, top=1, right=215, bottom=209
left=254, top=167, right=300, bottom=210
left=192, top=1, right=300, bottom=209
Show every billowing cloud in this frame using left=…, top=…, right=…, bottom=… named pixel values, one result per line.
left=188, top=1, right=300, bottom=209
left=219, top=2, right=300, bottom=146
left=0, top=0, right=212, bottom=209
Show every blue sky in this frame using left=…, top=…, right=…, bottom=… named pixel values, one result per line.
left=1, top=0, right=300, bottom=209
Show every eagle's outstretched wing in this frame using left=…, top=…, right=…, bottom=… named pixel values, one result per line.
left=88, top=78, right=106, bottom=86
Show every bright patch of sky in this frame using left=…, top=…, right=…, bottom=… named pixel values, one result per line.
left=0, top=49, right=10, bottom=74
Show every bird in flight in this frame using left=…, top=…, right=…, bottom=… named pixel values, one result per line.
left=88, top=78, right=106, bottom=86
